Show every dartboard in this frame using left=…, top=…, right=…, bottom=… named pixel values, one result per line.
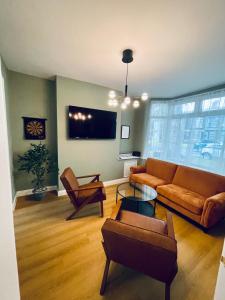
left=26, top=120, right=44, bottom=136
left=23, top=117, right=46, bottom=140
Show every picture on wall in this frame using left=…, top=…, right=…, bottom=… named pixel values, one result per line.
left=121, top=125, right=130, bottom=139
left=22, top=117, right=46, bottom=140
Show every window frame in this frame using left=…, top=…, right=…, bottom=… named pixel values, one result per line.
left=146, top=89, right=225, bottom=175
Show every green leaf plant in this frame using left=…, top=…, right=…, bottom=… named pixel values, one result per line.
left=18, top=143, right=58, bottom=193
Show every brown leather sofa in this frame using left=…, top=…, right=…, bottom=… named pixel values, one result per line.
left=100, top=201, right=178, bottom=300
left=130, top=158, right=225, bottom=229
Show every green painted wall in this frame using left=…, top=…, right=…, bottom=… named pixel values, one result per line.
left=6, top=71, right=138, bottom=192
left=120, top=108, right=136, bottom=153
left=120, top=103, right=148, bottom=155
left=8, top=71, right=58, bottom=191
left=56, top=76, right=127, bottom=189
left=133, top=102, right=149, bottom=154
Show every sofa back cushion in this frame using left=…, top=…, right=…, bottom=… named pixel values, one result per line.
left=172, top=165, right=225, bottom=198
left=146, top=158, right=178, bottom=183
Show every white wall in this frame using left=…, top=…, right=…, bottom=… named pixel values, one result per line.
left=0, top=57, right=20, bottom=299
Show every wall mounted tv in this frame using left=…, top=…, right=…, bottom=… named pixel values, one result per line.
left=68, top=105, right=117, bottom=139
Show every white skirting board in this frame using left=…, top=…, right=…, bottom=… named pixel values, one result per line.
left=13, top=178, right=129, bottom=209
left=58, top=178, right=128, bottom=197
left=13, top=185, right=58, bottom=211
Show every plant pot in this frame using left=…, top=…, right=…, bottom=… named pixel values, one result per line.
left=32, top=188, right=47, bottom=201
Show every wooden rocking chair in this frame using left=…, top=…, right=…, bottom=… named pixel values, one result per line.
left=60, top=167, right=106, bottom=220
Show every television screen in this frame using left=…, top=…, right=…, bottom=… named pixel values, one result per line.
left=68, top=105, right=117, bottom=139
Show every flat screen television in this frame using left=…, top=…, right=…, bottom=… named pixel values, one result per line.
left=68, top=105, right=117, bottom=139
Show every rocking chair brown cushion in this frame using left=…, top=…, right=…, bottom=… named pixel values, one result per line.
left=60, top=167, right=106, bottom=220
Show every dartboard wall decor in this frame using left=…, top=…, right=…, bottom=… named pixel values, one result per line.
left=23, top=117, right=46, bottom=140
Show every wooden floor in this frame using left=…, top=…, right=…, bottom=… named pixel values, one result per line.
left=14, top=186, right=225, bottom=300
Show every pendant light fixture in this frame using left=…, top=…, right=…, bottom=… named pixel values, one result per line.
left=107, top=49, right=149, bottom=109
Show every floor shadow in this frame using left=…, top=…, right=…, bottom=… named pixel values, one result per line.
left=156, top=199, right=225, bottom=237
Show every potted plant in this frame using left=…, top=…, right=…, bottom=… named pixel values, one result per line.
left=18, top=143, right=57, bottom=200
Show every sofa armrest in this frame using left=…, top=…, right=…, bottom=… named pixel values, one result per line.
left=201, top=192, right=225, bottom=228
left=207, top=192, right=225, bottom=204
left=130, top=165, right=146, bottom=174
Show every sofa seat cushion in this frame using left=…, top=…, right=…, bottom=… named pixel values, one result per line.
left=119, top=210, right=167, bottom=235
left=130, top=173, right=167, bottom=189
left=157, top=184, right=205, bottom=215
left=77, top=181, right=106, bottom=204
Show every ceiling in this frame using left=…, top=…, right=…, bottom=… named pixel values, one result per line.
left=1, top=0, right=225, bottom=98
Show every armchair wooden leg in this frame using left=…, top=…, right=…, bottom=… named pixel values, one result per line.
left=100, top=259, right=110, bottom=295
left=66, top=197, right=92, bottom=221
left=100, top=200, right=104, bottom=217
left=165, top=283, right=170, bottom=300
left=66, top=210, right=78, bottom=221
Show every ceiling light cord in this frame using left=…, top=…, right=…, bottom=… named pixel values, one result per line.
left=125, top=63, right=129, bottom=97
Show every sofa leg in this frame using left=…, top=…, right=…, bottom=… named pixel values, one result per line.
left=100, top=259, right=110, bottom=295
left=202, top=227, right=209, bottom=234
left=165, top=283, right=170, bottom=300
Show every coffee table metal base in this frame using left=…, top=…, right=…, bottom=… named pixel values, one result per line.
left=121, top=196, right=155, bottom=217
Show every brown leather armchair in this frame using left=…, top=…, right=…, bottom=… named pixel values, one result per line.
left=100, top=202, right=178, bottom=300
left=60, top=167, right=106, bottom=220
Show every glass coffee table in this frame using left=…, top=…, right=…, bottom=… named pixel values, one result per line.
left=116, top=182, right=157, bottom=217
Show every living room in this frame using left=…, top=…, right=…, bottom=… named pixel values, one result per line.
left=0, top=1, right=225, bottom=300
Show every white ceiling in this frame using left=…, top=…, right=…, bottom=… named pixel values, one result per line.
left=1, top=0, right=225, bottom=97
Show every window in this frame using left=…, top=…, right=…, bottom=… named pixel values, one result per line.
left=202, top=97, right=225, bottom=111
left=144, top=89, right=225, bottom=175
left=150, top=102, right=168, bottom=116
left=173, top=102, right=195, bottom=114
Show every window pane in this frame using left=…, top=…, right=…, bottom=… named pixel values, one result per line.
left=193, top=118, right=203, bottom=128
left=146, top=118, right=166, bottom=159
left=202, top=97, right=225, bottom=111
left=220, top=97, right=225, bottom=109
left=173, top=102, right=195, bottom=115
left=150, top=102, right=168, bottom=116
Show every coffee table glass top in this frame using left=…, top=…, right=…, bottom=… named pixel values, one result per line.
left=117, top=182, right=157, bottom=202
left=116, top=182, right=157, bottom=217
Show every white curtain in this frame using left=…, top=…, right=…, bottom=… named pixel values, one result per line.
left=144, top=89, right=225, bottom=175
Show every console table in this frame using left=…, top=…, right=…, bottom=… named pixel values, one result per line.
left=118, top=154, right=140, bottom=177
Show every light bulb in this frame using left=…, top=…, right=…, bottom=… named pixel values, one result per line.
left=121, top=102, right=127, bottom=110
left=108, top=99, right=113, bottom=106
left=87, top=114, right=92, bottom=119
left=141, top=92, right=148, bottom=101
left=124, top=97, right=131, bottom=105
left=133, top=100, right=140, bottom=108
left=74, top=114, right=78, bottom=120
left=69, top=112, right=72, bottom=118
left=109, top=90, right=116, bottom=99
left=112, top=99, right=118, bottom=107
left=82, top=115, right=86, bottom=121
